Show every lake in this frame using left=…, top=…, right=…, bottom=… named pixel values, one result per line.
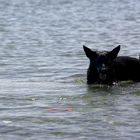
left=0, top=0, right=140, bottom=139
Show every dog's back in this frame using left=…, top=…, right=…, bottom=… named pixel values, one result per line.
left=114, top=56, right=140, bottom=82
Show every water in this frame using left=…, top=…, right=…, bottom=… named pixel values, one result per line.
left=0, top=0, right=140, bottom=139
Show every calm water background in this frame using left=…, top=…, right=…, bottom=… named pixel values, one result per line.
left=0, top=0, right=140, bottom=139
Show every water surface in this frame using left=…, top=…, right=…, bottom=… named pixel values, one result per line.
left=0, top=0, right=140, bottom=139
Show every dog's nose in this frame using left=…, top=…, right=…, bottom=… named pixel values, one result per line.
left=101, top=68, right=107, bottom=73
left=100, top=64, right=108, bottom=72
left=101, top=64, right=106, bottom=70
left=99, top=73, right=107, bottom=81
left=97, top=68, right=107, bottom=74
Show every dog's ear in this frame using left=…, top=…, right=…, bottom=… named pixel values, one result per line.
left=107, top=45, right=120, bottom=59
left=83, top=45, right=97, bottom=59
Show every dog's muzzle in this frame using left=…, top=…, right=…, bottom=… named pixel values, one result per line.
left=99, top=73, right=107, bottom=81
left=98, top=64, right=108, bottom=81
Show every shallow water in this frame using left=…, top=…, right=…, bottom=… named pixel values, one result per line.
left=0, top=0, right=140, bottom=139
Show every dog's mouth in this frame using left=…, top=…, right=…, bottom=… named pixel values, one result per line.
left=99, top=73, right=107, bottom=81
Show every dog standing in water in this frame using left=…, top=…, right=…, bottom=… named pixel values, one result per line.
left=83, top=45, right=140, bottom=85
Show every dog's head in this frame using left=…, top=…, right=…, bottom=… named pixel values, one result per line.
left=83, top=45, right=120, bottom=84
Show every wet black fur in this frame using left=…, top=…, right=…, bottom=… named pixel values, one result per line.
left=83, top=45, right=140, bottom=85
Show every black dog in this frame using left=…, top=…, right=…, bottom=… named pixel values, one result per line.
left=83, top=45, right=140, bottom=85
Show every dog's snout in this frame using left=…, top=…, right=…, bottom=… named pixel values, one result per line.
left=101, top=69, right=106, bottom=73
left=99, top=64, right=108, bottom=73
